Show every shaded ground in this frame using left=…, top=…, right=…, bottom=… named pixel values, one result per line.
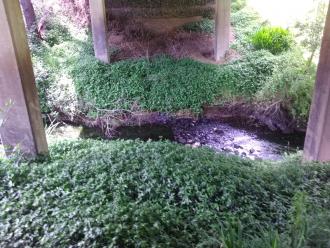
left=108, top=15, right=237, bottom=64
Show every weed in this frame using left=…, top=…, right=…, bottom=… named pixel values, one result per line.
left=251, top=26, right=293, bottom=55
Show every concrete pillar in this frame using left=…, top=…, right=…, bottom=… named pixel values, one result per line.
left=304, top=4, right=330, bottom=162
left=89, top=0, right=109, bottom=63
left=215, top=0, right=231, bottom=61
left=0, top=0, right=48, bottom=157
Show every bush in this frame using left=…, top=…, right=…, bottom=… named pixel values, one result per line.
left=231, top=8, right=262, bottom=53
left=43, top=20, right=72, bottom=47
left=0, top=139, right=329, bottom=247
left=251, top=26, right=293, bottom=55
left=219, top=50, right=276, bottom=97
left=257, top=49, right=315, bottom=120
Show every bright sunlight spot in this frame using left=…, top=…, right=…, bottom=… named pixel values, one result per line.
left=248, top=0, right=325, bottom=27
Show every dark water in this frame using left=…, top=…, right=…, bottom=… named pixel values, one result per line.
left=111, top=118, right=305, bottom=160
left=3, top=118, right=304, bottom=160
left=171, top=119, right=305, bottom=160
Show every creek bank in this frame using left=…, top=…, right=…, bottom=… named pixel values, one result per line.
left=54, top=101, right=306, bottom=136
left=203, top=103, right=307, bottom=134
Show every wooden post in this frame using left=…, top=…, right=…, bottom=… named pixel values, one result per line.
left=304, top=4, right=330, bottom=162
left=215, top=0, right=231, bottom=61
left=0, top=0, right=48, bottom=157
left=89, top=0, right=109, bottom=63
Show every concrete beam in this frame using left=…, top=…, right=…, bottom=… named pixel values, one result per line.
left=0, top=0, right=48, bottom=157
left=304, top=4, right=330, bottom=162
left=215, top=0, right=231, bottom=61
left=89, top=0, right=109, bottom=63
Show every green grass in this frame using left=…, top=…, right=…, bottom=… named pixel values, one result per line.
left=0, top=140, right=329, bottom=247
left=251, top=26, right=293, bottom=55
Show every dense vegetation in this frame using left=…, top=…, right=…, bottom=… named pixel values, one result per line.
left=1, top=2, right=328, bottom=247
left=251, top=26, right=293, bottom=55
left=0, top=139, right=329, bottom=247
left=31, top=5, right=319, bottom=123
left=70, top=48, right=276, bottom=113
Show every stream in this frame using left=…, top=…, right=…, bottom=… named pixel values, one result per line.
left=171, top=119, right=304, bottom=160
left=50, top=118, right=305, bottom=161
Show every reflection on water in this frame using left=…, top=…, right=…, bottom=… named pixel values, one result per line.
left=172, top=119, right=304, bottom=160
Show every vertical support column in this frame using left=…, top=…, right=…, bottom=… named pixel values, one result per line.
left=215, top=0, right=231, bottom=61
left=0, top=0, right=48, bottom=157
left=304, top=4, right=330, bottom=162
left=19, top=0, right=37, bottom=31
left=89, top=0, right=109, bottom=63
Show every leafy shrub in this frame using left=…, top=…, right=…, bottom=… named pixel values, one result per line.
left=305, top=210, right=330, bottom=247
left=219, top=50, right=276, bottom=97
left=251, top=26, right=293, bottom=55
left=43, top=20, right=72, bottom=47
left=257, top=49, right=315, bottom=120
left=0, top=139, right=329, bottom=247
left=231, top=8, right=262, bottom=53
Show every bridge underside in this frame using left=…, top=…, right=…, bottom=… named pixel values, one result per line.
left=0, top=0, right=329, bottom=161
left=89, top=0, right=231, bottom=63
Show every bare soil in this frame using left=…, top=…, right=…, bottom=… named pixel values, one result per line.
left=107, top=15, right=237, bottom=64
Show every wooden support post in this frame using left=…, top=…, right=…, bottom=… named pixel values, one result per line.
left=215, top=0, right=231, bottom=61
left=304, top=4, right=330, bottom=162
left=89, top=0, right=109, bottom=63
left=0, top=0, right=48, bottom=157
